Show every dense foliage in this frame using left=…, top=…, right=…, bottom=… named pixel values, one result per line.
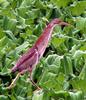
left=0, top=0, right=86, bottom=100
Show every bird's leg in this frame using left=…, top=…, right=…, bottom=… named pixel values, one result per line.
left=6, top=72, right=21, bottom=89
left=6, top=69, right=29, bottom=89
left=29, top=72, right=41, bottom=90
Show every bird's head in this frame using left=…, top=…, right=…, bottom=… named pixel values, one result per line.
left=51, top=18, right=69, bottom=26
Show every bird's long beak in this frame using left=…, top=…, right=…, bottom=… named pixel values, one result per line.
left=58, top=21, right=70, bottom=26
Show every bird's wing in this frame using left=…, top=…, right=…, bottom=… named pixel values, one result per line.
left=11, top=48, right=38, bottom=73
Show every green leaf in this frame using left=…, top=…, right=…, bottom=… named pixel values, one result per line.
left=40, top=70, right=65, bottom=92
left=51, top=0, right=73, bottom=8
left=75, top=17, right=86, bottom=34
left=70, top=77, right=86, bottom=93
left=73, top=50, right=86, bottom=71
left=7, top=41, right=30, bottom=58
left=51, top=36, right=68, bottom=53
left=68, top=91, right=83, bottom=100
left=52, top=90, right=69, bottom=99
left=0, top=0, right=9, bottom=7
left=32, top=90, right=44, bottom=100
left=0, top=95, right=8, bottom=100
left=3, top=16, right=17, bottom=32
left=52, top=37, right=65, bottom=48
left=4, top=30, right=16, bottom=42
left=79, top=61, right=86, bottom=80
left=0, top=36, right=9, bottom=47
left=61, top=55, right=73, bottom=75
left=0, top=28, right=5, bottom=39
left=69, top=1, right=86, bottom=16
left=80, top=43, right=86, bottom=51
left=45, top=54, right=63, bottom=74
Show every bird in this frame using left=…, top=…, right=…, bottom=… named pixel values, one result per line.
left=6, top=18, right=69, bottom=89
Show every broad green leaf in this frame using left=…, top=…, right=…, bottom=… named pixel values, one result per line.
left=17, top=7, right=29, bottom=18
left=68, top=91, right=83, bottom=100
left=70, top=77, right=86, bottom=93
left=0, top=36, right=9, bottom=47
left=32, top=90, right=51, bottom=100
left=0, top=0, right=9, bottom=7
left=39, top=70, right=57, bottom=88
left=52, top=37, right=65, bottom=48
left=73, top=50, right=86, bottom=59
left=40, top=70, right=65, bottom=92
left=0, top=8, right=16, bottom=18
left=0, top=28, right=5, bottom=39
left=51, top=91, right=83, bottom=100
left=7, top=41, right=30, bottom=58
left=61, top=55, right=73, bottom=75
left=0, top=95, right=8, bottom=100
left=75, top=17, right=86, bottom=34
left=69, top=1, right=86, bottom=16
left=52, top=90, right=69, bottom=99
left=45, top=54, right=63, bottom=74
left=3, top=16, right=17, bottom=32
left=73, top=50, right=86, bottom=71
left=51, top=36, right=68, bottom=53
left=4, top=30, right=16, bottom=42
left=20, top=0, right=34, bottom=7
left=32, top=90, right=44, bottom=100
left=17, top=96, right=26, bottom=100
left=79, top=61, right=86, bottom=80
left=80, top=43, right=86, bottom=51
left=34, top=0, right=47, bottom=9
left=51, top=0, right=73, bottom=8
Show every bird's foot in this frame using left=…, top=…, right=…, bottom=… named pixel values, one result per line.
left=26, top=78, right=41, bottom=90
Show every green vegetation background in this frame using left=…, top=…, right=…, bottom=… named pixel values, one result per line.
left=0, top=0, right=86, bottom=100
